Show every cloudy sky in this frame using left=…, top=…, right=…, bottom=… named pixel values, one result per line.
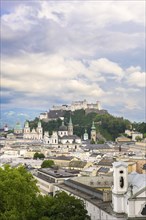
left=1, top=0, right=145, bottom=127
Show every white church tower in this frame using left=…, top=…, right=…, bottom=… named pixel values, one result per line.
left=23, top=121, right=30, bottom=139
left=83, top=129, right=88, bottom=140
left=36, top=121, right=43, bottom=140
left=112, top=161, right=128, bottom=213
left=91, top=121, right=96, bottom=143
left=68, top=116, right=73, bottom=136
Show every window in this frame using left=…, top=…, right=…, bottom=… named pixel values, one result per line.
left=119, top=170, right=124, bottom=174
left=120, top=176, right=124, bottom=188
left=141, top=205, right=146, bottom=215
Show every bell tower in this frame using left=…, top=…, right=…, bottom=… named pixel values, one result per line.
left=23, top=121, right=30, bottom=139
left=37, top=120, right=43, bottom=139
left=112, top=161, right=128, bottom=213
left=91, top=121, right=96, bottom=143
left=68, top=116, right=73, bottom=136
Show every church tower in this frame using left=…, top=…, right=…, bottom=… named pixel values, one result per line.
left=23, top=121, right=30, bottom=139
left=91, top=121, right=96, bottom=143
left=83, top=129, right=88, bottom=140
left=112, top=161, right=128, bottom=213
left=37, top=120, right=43, bottom=140
left=68, top=116, right=73, bottom=136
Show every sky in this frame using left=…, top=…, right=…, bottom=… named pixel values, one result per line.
left=0, top=0, right=146, bottom=128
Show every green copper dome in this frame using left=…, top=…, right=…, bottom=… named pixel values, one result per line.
left=14, top=122, right=22, bottom=130
left=24, top=121, right=29, bottom=127
left=91, top=121, right=96, bottom=130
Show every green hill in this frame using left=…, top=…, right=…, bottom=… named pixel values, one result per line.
left=29, top=109, right=135, bottom=141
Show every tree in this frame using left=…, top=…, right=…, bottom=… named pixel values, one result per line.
left=50, top=191, right=90, bottom=220
left=0, top=165, right=39, bottom=220
left=143, top=133, right=146, bottom=138
left=135, top=136, right=142, bottom=142
left=41, top=160, right=55, bottom=168
left=33, top=152, right=45, bottom=160
left=0, top=166, right=90, bottom=220
left=90, top=138, right=95, bottom=144
left=97, top=139, right=104, bottom=144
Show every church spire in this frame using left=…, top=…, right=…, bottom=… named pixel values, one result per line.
left=68, top=116, right=73, bottom=136
left=91, top=121, right=96, bottom=143
left=69, top=116, right=72, bottom=126
left=91, top=121, right=96, bottom=130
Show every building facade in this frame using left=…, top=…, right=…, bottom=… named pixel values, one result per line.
left=51, top=100, right=101, bottom=111
left=91, top=121, right=97, bottom=143
left=43, top=118, right=81, bottom=149
left=112, top=161, right=146, bottom=219
left=23, top=121, right=43, bottom=140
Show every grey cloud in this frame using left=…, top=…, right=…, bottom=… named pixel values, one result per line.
left=1, top=0, right=145, bottom=122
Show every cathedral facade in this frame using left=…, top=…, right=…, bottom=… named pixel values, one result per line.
left=43, top=117, right=81, bottom=148
left=23, top=121, right=43, bottom=140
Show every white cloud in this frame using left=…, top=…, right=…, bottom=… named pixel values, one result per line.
left=1, top=0, right=144, bottom=56
left=124, top=66, right=146, bottom=88
left=89, top=58, right=123, bottom=79
left=37, top=1, right=145, bottom=27
left=4, top=111, right=15, bottom=116
left=126, top=71, right=146, bottom=87
left=2, top=50, right=145, bottom=115
left=1, top=53, right=106, bottom=99
left=17, top=113, right=29, bottom=117
left=1, top=0, right=145, bottom=122
left=126, top=66, right=141, bottom=73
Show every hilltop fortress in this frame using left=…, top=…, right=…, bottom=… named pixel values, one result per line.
left=40, top=100, right=106, bottom=121
left=51, top=99, right=101, bottom=111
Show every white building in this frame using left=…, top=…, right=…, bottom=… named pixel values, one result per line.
left=54, top=162, right=146, bottom=220
left=23, top=121, right=43, bottom=140
left=39, top=112, right=48, bottom=120
left=131, top=132, right=143, bottom=141
left=83, top=129, right=89, bottom=140
left=34, top=167, right=78, bottom=195
left=51, top=99, right=101, bottom=111
left=43, top=118, right=81, bottom=150
left=112, top=161, right=146, bottom=219
left=125, top=130, right=143, bottom=141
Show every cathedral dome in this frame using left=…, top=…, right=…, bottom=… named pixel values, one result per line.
left=24, top=121, right=29, bottom=127
left=59, top=121, right=67, bottom=131
left=14, top=122, right=22, bottom=130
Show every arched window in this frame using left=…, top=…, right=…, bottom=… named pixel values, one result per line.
left=120, top=176, right=124, bottom=188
